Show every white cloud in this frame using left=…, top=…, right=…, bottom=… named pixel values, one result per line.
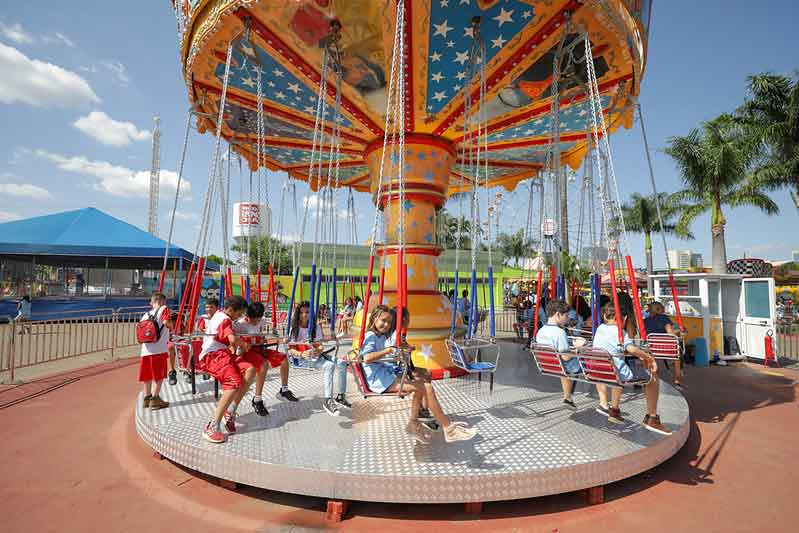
left=100, top=60, right=130, bottom=85
left=0, top=182, right=52, bottom=200
left=173, top=212, right=197, bottom=221
left=33, top=149, right=191, bottom=199
left=0, top=210, right=20, bottom=222
left=41, top=32, right=75, bottom=48
left=72, top=111, right=151, bottom=147
left=0, top=42, right=100, bottom=107
left=0, top=21, right=34, bottom=45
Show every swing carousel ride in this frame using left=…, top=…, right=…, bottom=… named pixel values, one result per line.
left=135, top=0, right=689, bottom=511
left=174, top=0, right=647, bottom=373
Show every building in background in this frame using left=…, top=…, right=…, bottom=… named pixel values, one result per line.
left=667, top=249, right=703, bottom=270
left=793, top=250, right=799, bottom=262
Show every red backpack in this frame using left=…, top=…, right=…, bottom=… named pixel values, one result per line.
left=136, top=309, right=163, bottom=344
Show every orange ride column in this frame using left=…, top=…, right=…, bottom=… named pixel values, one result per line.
left=354, top=135, right=465, bottom=377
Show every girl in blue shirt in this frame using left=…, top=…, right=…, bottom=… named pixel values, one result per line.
left=360, top=304, right=477, bottom=444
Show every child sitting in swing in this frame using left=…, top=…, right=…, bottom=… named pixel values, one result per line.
left=286, top=301, right=350, bottom=416
left=360, top=305, right=477, bottom=444
left=535, top=299, right=586, bottom=410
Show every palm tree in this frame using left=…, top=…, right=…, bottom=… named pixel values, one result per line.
left=621, top=192, right=693, bottom=294
left=664, top=114, right=780, bottom=273
left=497, top=229, right=529, bottom=267
left=436, top=208, right=473, bottom=250
left=737, top=72, right=799, bottom=208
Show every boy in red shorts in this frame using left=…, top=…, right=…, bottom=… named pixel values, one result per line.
left=140, top=292, right=174, bottom=410
left=197, top=296, right=256, bottom=443
left=234, top=302, right=277, bottom=416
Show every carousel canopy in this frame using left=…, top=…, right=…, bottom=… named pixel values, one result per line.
left=178, top=0, right=650, bottom=193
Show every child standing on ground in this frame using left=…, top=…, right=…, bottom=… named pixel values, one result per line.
left=139, top=292, right=174, bottom=410
left=287, top=301, right=350, bottom=416
left=196, top=296, right=256, bottom=443
left=360, top=305, right=477, bottom=444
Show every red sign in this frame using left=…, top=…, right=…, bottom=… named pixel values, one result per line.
left=238, top=203, right=260, bottom=226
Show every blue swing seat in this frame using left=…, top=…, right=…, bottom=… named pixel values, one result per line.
left=445, top=338, right=500, bottom=392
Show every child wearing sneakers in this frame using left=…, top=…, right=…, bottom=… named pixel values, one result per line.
left=234, top=301, right=282, bottom=417
left=593, top=303, right=672, bottom=435
left=140, top=292, right=174, bottom=410
left=535, top=299, right=586, bottom=410
left=287, top=301, right=349, bottom=416
left=388, top=307, right=436, bottom=429
left=196, top=296, right=257, bottom=443
left=360, top=305, right=476, bottom=444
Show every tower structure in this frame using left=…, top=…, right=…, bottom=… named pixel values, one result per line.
left=147, top=116, right=162, bottom=235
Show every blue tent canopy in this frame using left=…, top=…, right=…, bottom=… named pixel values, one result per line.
left=0, top=207, right=216, bottom=270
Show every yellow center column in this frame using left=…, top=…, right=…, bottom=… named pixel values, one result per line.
left=353, top=135, right=465, bottom=377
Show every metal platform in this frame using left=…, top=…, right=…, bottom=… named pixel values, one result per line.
left=135, top=342, right=689, bottom=504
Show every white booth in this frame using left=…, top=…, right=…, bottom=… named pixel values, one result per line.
left=650, top=273, right=777, bottom=360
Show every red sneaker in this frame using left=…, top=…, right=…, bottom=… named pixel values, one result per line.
left=224, top=411, right=237, bottom=434
left=203, top=423, right=226, bottom=444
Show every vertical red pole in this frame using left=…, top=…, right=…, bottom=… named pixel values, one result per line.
left=608, top=259, right=624, bottom=345
left=625, top=255, right=647, bottom=340
left=157, top=269, right=167, bottom=293
left=533, top=270, right=544, bottom=339
left=550, top=264, right=557, bottom=300
left=395, top=249, right=404, bottom=348
left=667, top=271, right=685, bottom=331
left=570, top=280, right=578, bottom=310
left=186, top=258, right=206, bottom=336
left=225, top=266, right=233, bottom=298
left=357, top=255, right=376, bottom=348
left=269, top=265, right=277, bottom=329
left=175, top=261, right=195, bottom=334
left=378, top=263, right=386, bottom=305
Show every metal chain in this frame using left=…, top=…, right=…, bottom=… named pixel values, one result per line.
left=161, top=107, right=192, bottom=274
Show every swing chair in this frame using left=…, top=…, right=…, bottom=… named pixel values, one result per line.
left=442, top=17, right=500, bottom=389
left=530, top=30, right=659, bottom=391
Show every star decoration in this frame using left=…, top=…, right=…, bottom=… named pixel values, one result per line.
left=287, top=82, right=301, bottom=93
left=491, top=35, right=507, bottom=48
left=454, top=50, right=469, bottom=65
left=419, top=344, right=434, bottom=363
left=523, top=10, right=532, bottom=20
left=433, top=19, right=453, bottom=38
left=431, top=72, right=443, bottom=82
left=430, top=51, right=442, bottom=62
left=403, top=199, right=414, bottom=212
left=440, top=0, right=449, bottom=7
left=432, top=90, right=446, bottom=102
left=241, top=76, right=256, bottom=88
left=493, top=8, right=514, bottom=27
left=464, top=26, right=474, bottom=38
left=455, top=71, right=466, bottom=80
left=267, top=80, right=275, bottom=88
left=446, top=40, right=455, bottom=48
left=424, top=232, right=434, bottom=243
left=272, top=68, right=284, bottom=77
left=275, top=91, right=286, bottom=99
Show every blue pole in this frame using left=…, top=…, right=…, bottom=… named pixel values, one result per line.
left=314, top=268, right=323, bottom=338
left=469, top=269, right=478, bottom=338
left=244, top=275, right=251, bottom=304
left=308, top=264, right=317, bottom=340
left=488, top=265, right=496, bottom=338
left=219, top=274, right=225, bottom=308
left=591, top=273, right=600, bottom=334
left=285, top=266, right=300, bottom=336
left=331, top=267, right=338, bottom=335
left=450, top=272, right=459, bottom=337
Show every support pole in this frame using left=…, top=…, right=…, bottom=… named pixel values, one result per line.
left=625, top=255, right=647, bottom=340
left=285, top=265, right=300, bottom=336
left=608, top=259, right=624, bottom=345
left=533, top=270, right=544, bottom=339
left=488, top=265, right=496, bottom=339
left=357, top=255, right=376, bottom=348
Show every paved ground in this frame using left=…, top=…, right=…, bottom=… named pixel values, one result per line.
left=0, top=358, right=797, bottom=533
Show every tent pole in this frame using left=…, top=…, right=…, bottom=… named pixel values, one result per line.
left=104, top=257, right=110, bottom=299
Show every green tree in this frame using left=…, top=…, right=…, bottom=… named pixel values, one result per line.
left=737, top=72, right=799, bottom=208
left=436, top=208, right=473, bottom=250
left=664, top=114, right=779, bottom=273
left=497, top=229, right=532, bottom=267
left=231, top=235, right=294, bottom=275
left=206, top=254, right=225, bottom=266
left=621, top=192, right=693, bottom=294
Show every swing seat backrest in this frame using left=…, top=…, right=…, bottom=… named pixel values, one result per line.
left=349, top=360, right=378, bottom=397
left=646, top=333, right=681, bottom=360
left=577, top=347, right=620, bottom=385
left=531, top=343, right=567, bottom=377
left=445, top=339, right=469, bottom=370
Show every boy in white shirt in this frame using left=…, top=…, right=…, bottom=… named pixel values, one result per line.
left=139, top=293, right=174, bottom=410
left=535, top=299, right=585, bottom=410
left=234, top=302, right=275, bottom=417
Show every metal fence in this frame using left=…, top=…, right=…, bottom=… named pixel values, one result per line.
left=777, top=322, right=799, bottom=361
left=0, top=306, right=150, bottom=381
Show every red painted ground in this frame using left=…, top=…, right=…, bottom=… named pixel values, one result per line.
left=0, top=359, right=797, bottom=533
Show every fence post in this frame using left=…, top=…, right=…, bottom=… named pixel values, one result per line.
left=110, top=310, right=117, bottom=361
left=9, top=319, right=17, bottom=383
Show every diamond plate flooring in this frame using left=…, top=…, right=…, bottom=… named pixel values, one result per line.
left=136, top=341, right=690, bottom=503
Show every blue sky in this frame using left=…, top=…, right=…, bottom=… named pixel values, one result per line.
left=0, top=1, right=796, bottom=268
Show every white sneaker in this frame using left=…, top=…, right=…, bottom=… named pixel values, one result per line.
left=444, top=423, right=477, bottom=443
